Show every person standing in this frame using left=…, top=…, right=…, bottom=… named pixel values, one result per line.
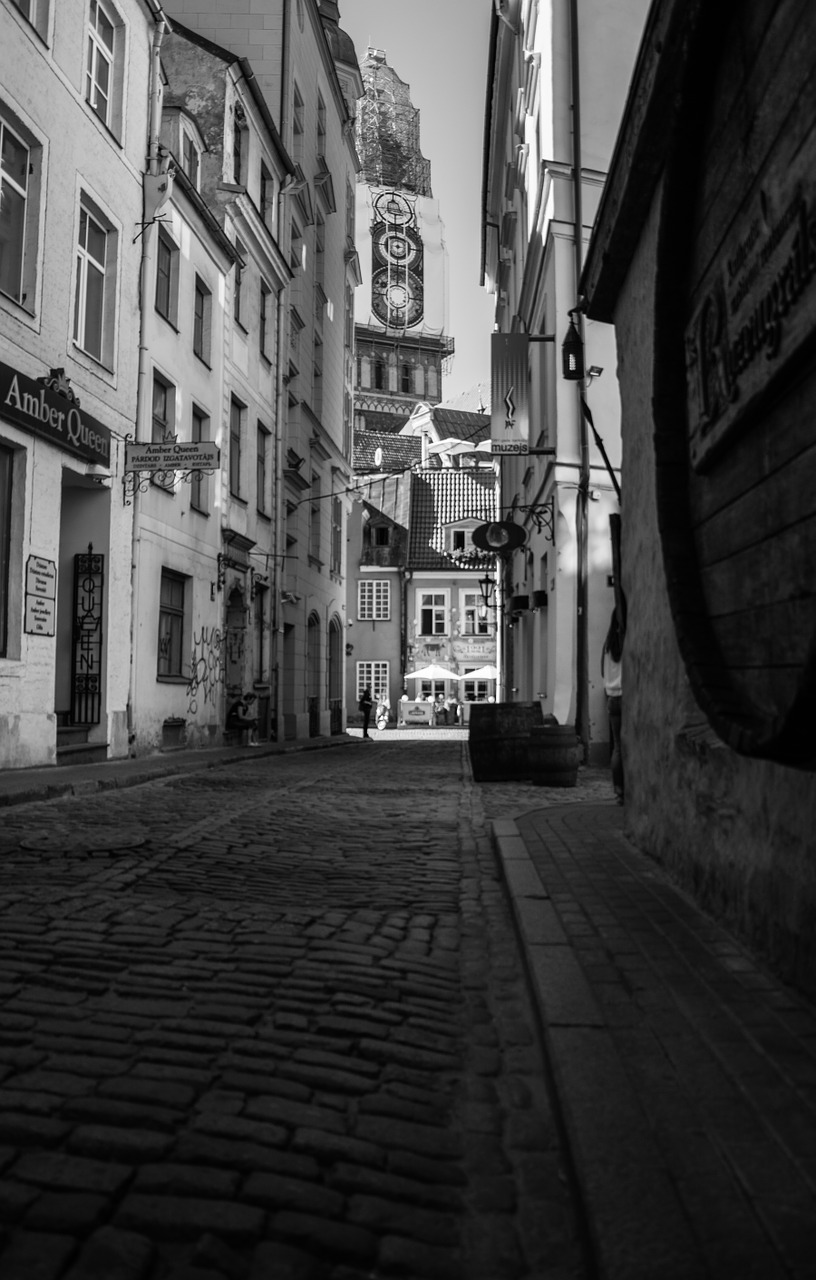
left=358, top=686, right=374, bottom=739
left=602, top=610, right=624, bottom=803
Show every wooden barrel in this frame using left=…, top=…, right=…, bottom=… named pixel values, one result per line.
left=528, top=724, right=581, bottom=787
left=468, top=702, right=543, bottom=781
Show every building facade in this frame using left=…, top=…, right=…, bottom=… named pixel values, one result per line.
left=163, top=0, right=362, bottom=741
left=481, top=0, right=648, bottom=759
left=0, top=0, right=166, bottom=769
left=581, top=0, right=816, bottom=997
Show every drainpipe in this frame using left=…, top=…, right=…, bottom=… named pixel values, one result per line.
left=569, top=0, right=590, bottom=759
left=128, top=7, right=168, bottom=751
left=271, top=287, right=287, bottom=742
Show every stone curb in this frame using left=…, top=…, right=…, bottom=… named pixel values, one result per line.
left=491, top=818, right=705, bottom=1280
left=0, top=735, right=359, bottom=810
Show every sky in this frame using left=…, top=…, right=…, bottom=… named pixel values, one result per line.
left=339, top=0, right=497, bottom=402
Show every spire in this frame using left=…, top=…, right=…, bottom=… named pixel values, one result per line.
left=355, top=48, right=433, bottom=196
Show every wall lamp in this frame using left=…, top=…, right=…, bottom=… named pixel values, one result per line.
left=478, top=572, right=498, bottom=611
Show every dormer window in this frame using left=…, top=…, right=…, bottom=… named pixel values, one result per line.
left=181, top=123, right=201, bottom=190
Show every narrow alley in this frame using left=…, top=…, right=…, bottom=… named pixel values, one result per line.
left=0, top=740, right=590, bottom=1280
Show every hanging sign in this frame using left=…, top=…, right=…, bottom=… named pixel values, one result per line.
left=491, top=334, right=529, bottom=454
left=125, top=440, right=220, bottom=472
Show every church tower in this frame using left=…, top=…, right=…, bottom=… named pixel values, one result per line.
left=354, top=49, right=454, bottom=434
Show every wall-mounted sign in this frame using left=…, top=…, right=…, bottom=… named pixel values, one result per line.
left=0, top=363, right=110, bottom=466
left=24, top=555, right=56, bottom=636
left=491, top=334, right=529, bottom=454
left=125, top=441, right=220, bottom=472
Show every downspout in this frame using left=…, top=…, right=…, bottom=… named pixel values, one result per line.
left=569, top=0, right=590, bottom=759
left=129, top=7, right=168, bottom=751
left=272, top=287, right=287, bottom=742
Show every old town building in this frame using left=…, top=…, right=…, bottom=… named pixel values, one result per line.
left=0, top=0, right=165, bottom=769
left=164, top=0, right=363, bottom=741
left=581, top=0, right=816, bottom=997
left=481, top=0, right=648, bottom=758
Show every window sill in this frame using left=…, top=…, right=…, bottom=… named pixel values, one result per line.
left=194, top=353, right=212, bottom=370
left=156, top=312, right=180, bottom=333
left=257, top=509, right=272, bottom=522
left=157, top=674, right=189, bottom=684
left=190, top=504, right=210, bottom=517
left=230, top=492, right=247, bottom=506
left=71, top=341, right=114, bottom=375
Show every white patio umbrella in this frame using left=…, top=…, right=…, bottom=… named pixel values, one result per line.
left=404, top=664, right=459, bottom=681
left=459, top=665, right=499, bottom=681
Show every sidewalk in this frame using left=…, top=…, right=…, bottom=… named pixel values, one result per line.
left=492, top=803, right=816, bottom=1280
left=0, top=734, right=354, bottom=808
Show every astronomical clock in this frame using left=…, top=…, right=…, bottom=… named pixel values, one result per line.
left=370, top=191, right=424, bottom=329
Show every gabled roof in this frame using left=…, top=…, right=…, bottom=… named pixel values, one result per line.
left=408, top=471, right=499, bottom=570
left=400, top=401, right=490, bottom=448
left=354, top=430, right=422, bottom=472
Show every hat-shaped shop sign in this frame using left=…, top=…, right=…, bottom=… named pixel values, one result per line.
left=471, top=521, right=527, bottom=553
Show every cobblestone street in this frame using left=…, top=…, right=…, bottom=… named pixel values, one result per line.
left=0, top=739, right=599, bottom=1280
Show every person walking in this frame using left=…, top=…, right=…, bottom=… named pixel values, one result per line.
left=358, top=686, right=374, bottom=739
left=602, top=610, right=624, bottom=802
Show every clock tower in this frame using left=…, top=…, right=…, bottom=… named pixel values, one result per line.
left=354, top=48, right=454, bottom=434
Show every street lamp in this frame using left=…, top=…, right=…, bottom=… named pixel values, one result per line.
left=561, top=310, right=584, bottom=380
left=478, top=572, right=497, bottom=613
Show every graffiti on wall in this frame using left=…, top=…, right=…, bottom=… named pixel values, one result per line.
left=187, top=626, right=226, bottom=715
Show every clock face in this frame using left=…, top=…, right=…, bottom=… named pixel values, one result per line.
left=371, top=191, right=424, bottom=329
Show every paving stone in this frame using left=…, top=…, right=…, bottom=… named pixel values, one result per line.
left=62, top=1225, right=155, bottom=1280
left=190, top=1231, right=246, bottom=1279
left=357, top=1038, right=459, bottom=1072
left=66, top=1124, right=173, bottom=1163
left=377, top=1232, right=463, bottom=1280
left=271, top=1210, right=376, bottom=1263
left=244, top=1096, right=346, bottom=1134
left=0, top=1178, right=40, bottom=1223
left=290, top=1127, right=385, bottom=1168
left=98, top=1077, right=195, bottom=1108
left=60, top=1096, right=180, bottom=1132
left=0, top=1228, right=77, bottom=1279
left=191, top=1112, right=288, bottom=1148
left=355, top=1114, right=462, bottom=1159
left=13, top=1150, right=131, bottom=1195
left=24, top=1191, right=109, bottom=1233
left=175, top=1132, right=319, bottom=1179
left=0, top=1115, right=70, bottom=1147
left=326, top=1160, right=462, bottom=1209
left=115, top=1193, right=265, bottom=1241
left=348, top=1193, right=457, bottom=1246
left=388, top=1148, right=467, bottom=1187
left=242, top=1171, right=344, bottom=1218
left=133, top=1162, right=240, bottom=1199
left=248, top=1241, right=321, bottom=1280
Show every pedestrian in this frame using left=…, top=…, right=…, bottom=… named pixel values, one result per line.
left=226, top=692, right=259, bottom=745
left=358, top=686, right=374, bottom=738
left=602, top=609, right=624, bottom=802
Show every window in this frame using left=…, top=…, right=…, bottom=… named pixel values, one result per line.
left=260, top=162, right=276, bottom=232
left=309, top=472, right=321, bottom=562
left=401, top=363, right=411, bottom=394
left=193, top=276, right=211, bottom=363
left=451, top=529, right=467, bottom=552
left=331, top=495, right=342, bottom=574
left=292, top=84, right=304, bottom=162
left=233, top=103, right=246, bottom=185
left=257, top=421, right=270, bottom=515
left=312, top=334, right=323, bottom=417
left=155, top=229, right=179, bottom=325
left=357, top=661, right=388, bottom=703
left=290, top=219, right=302, bottom=273
left=374, top=525, right=390, bottom=547
left=0, top=116, right=29, bottom=304
left=254, top=587, right=265, bottom=683
left=151, top=373, right=175, bottom=490
left=314, top=213, right=325, bottom=290
left=86, top=0, right=115, bottom=127
left=358, top=579, right=390, bottom=620
left=158, top=569, right=186, bottom=677
left=181, top=126, right=200, bottom=189
left=73, top=202, right=112, bottom=363
left=229, top=397, right=244, bottom=497
left=317, top=94, right=326, bottom=156
left=259, top=278, right=271, bottom=360
left=462, top=590, right=489, bottom=635
left=374, top=361, right=385, bottom=391
left=234, top=238, right=246, bottom=326
left=0, top=445, right=12, bottom=658
left=419, top=591, right=447, bottom=635
left=463, top=675, right=490, bottom=702
left=190, top=406, right=209, bottom=513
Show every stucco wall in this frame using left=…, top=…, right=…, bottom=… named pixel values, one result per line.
left=617, top=180, right=816, bottom=998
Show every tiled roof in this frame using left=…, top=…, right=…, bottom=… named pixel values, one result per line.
left=408, top=470, right=499, bottom=570
left=353, top=430, right=422, bottom=472
left=427, top=407, right=490, bottom=444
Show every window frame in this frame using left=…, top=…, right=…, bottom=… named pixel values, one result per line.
left=0, top=444, right=13, bottom=658
left=157, top=568, right=187, bottom=679
left=85, top=0, right=120, bottom=134
left=331, top=495, right=342, bottom=574
left=0, top=113, right=31, bottom=307
left=358, top=579, right=390, bottom=621
left=229, top=396, right=244, bottom=498
left=151, top=372, right=176, bottom=491
left=357, top=660, right=389, bottom=704
left=460, top=588, right=490, bottom=636
left=309, top=472, right=321, bottom=563
left=256, top=420, right=270, bottom=516
left=418, top=589, right=448, bottom=636
left=193, top=274, right=212, bottom=364
left=190, top=405, right=209, bottom=513
left=259, top=277, right=272, bottom=361
left=181, top=121, right=201, bottom=190
left=234, top=237, right=246, bottom=328
left=155, top=227, right=180, bottom=327
left=73, top=197, right=115, bottom=366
